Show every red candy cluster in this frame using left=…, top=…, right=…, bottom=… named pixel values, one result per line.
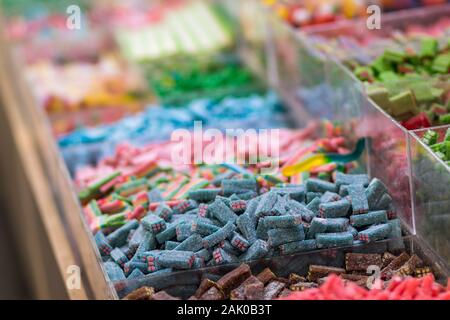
left=280, top=274, right=450, bottom=300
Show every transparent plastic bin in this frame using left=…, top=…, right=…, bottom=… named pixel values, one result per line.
left=298, top=4, right=450, bottom=130
left=113, top=235, right=448, bottom=299
left=410, top=125, right=450, bottom=269
left=302, top=4, right=450, bottom=65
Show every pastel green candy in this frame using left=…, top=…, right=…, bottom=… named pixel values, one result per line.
left=420, top=37, right=439, bottom=58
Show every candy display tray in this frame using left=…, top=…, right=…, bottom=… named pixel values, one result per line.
left=113, top=235, right=449, bottom=299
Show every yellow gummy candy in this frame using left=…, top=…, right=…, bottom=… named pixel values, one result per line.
left=281, top=153, right=328, bottom=177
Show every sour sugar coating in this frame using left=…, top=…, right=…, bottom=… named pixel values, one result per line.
left=335, top=172, right=369, bottom=188
left=236, top=213, right=257, bottom=244
left=358, top=223, right=391, bottom=242
left=188, top=189, right=220, bottom=202
left=141, top=215, right=166, bottom=234
left=307, top=218, right=328, bottom=239
left=173, top=200, right=198, bottom=214
left=213, top=248, right=239, bottom=265
left=316, top=232, right=354, bottom=248
left=191, top=221, right=220, bottom=236
left=286, top=200, right=315, bottom=222
left=243, top=198, right=259, bottom=224
left=124, top=262, right=147, bottom=277
left=165, top=241, right=180, bottom=250
left=129, top=225, right=146, bottom=250
left=134, top=232, right=157, bottom=258
left=268, top=225, right=305, bottom=247
left=104, top=261, right=126, bottom=281
left=319, top=199, right=350, bottom=218
left=155, top=204, right=173, bottom=222
left=107, top=220, right=139, bottom=248
left=271, top=195, right=289, bottom=215
left=230, top=234, right=250, bottom=252
left=174, top=234, right=204, bottom=252
left=305, top=178, right=337, bottom=193
left=176, top=223, right=192, bottom=241
left=219, top=239, right=240, bottom=257
left=195, top=248, right=212, bottom=262
left=306, top=192, right=322, bottom=203
left=325, top=218, right=349, bottom=233
left=239, top=239, right=269, bottom=261
left=255, top=191, right=278, bottom=217
left=208, top=199, right=238, bottom=225
left=320, top=191, right=341, bottom=203
left=256, top=219, right=270, bottom=241
left=202, top=221, right=236, bottom=249
left=126, top=268, right=144, bottom=280
left=347, top=184, right=369, bottom=214
left=158, top=251, right=196, bottom=270
left=350, top=210, right=388, bottom=227
left=155, top=224, right=177, bottom=244
left=262, top=215, right=302, bottom=229
left=347, top=226, right=358, bottom=239
left=280, top=239, right=317, bottom=255
left=110, top=248, right=129, bottom=268
left=222, top=179, right=257, bottom=197
left=373, top=193, right=392, bottom=211
left=387, top=219, right=402, bottom=239
left=306, top=197, right=321, bottom=215
left=387, top=219, right=405, bottom=251
left=95, top=231, right=113, bottom=256
left=365, top=178, right=388, bottom=209
left=270, top=186, right=305, bottom=202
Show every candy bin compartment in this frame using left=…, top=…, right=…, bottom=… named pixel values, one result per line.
left=114, top=235, right=448, bottom=299
left=325, top=52, right=415, bottom=233
left=302, top=4, right=450, bottom=68
left=410, top=125, right=450, bottom=269
left=302, top=4, right=450, bottom=131
left=356, top=93, right=415, bottom=234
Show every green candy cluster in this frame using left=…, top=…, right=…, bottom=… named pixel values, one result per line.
left=421, top=128, right=450, bottom=165
left=350, top=37, right=450, bottom=126
left=143, top=56, right=261, bottom=105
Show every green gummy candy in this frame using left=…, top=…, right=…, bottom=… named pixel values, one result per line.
left=445, top=128, right=450, bottom=141
left=422, top=130, right=438, bottom=146
left=432, top=53, right=450, bottom=74
left=410, top=82, right=437, bottom=103
left=439, top=113, right=450, bottom=124
left=371, top=56, right=392, bottom=74
left=378, top=71, right=400, bottom=82
left=367, top=86, right=392, bottom=112
left=383, top=49, right=405, bottom=63
left=389, top=90, right=418, bottom=116
left=420, top=37, right=439, bottom=58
